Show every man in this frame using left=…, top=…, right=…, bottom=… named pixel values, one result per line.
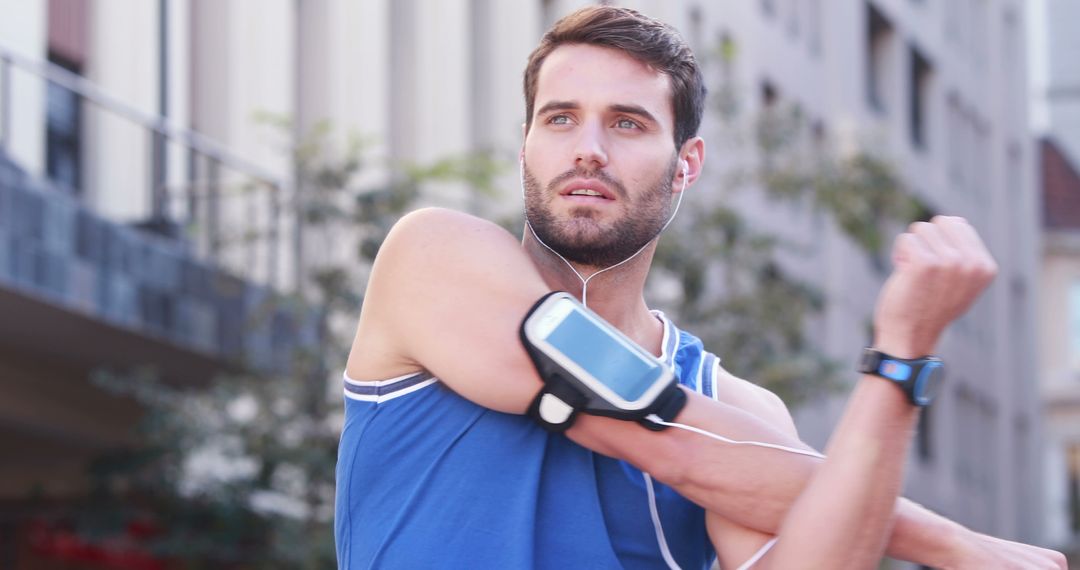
left=335, top=6, right=1065, bottom=569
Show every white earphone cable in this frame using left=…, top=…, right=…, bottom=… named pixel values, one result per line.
left=644, top=415, right=827, bottom=459
left=642, top=414, right=821, bottom=570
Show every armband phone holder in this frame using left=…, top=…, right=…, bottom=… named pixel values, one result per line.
left=519, top=291, right=686, bottom=432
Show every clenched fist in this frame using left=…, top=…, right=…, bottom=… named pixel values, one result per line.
left=873, top=216, right=998, bottom=359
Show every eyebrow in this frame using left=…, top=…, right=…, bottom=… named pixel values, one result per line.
left=534, top=100, right=660, bottom=125
left=608, top=104, right=659, bottom=125
left=535, top=100, right=579, bottom=117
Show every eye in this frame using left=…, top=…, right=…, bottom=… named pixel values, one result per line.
left=615, top=118, right=641, bottom=130
left=547, top=114, right=572, bottom=125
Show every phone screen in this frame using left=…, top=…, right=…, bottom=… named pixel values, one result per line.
left=544, top=307, right=663, bottom=401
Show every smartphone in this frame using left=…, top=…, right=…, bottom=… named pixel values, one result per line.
left=521, top=292, right=676, bottom=413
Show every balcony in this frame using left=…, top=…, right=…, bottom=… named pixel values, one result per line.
left=0, top=48, right=315, bottom=503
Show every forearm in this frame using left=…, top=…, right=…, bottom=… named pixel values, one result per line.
left=887, top=498, right=969, bottom=566
left=759, top=378, right=918, bottom=568
left=569, top=388, right=819, bottom=532
left=575, top=380, right=1050, bottom=569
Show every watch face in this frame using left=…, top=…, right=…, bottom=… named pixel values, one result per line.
left=913, top=361, right=945, bottom=406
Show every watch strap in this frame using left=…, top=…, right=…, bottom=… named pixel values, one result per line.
left=857, top=347, right=943, bottom=407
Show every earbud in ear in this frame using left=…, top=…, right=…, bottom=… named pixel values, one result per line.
left=682, top=162, right=689, bottom=177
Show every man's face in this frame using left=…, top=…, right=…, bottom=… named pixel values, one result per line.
left=523, top=43, right=681, bottom=268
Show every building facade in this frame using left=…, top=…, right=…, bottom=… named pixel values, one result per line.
left=705, top=0, right=1041, bottom=551
left=1040, top=136, right=1080, bottom=553
left=1034, top=0, right=1080, bottom=555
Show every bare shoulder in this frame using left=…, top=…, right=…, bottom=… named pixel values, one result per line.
left=388, top=206, right=516, bottom=245
left=712, top=363, right=799, bottom=438
left=346, top=207, right=551, bottom=413
left=374, top=207, right=520, bottom=270
left=367, top=208, right=544, bottom=314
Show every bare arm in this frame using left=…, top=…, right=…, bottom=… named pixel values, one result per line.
left=757, top=375, right=918, bottom=568
left=711, top=217, right=1065, bottom=569
left=350, top=209, right=1064, bottom=569
left=703, top=362, right=1066, bottom=569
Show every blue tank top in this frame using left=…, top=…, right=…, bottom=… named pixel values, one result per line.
left=335, top=313, right=722, bottom=569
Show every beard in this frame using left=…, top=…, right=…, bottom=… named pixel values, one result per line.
left=523, top=156, right=679, bottom=268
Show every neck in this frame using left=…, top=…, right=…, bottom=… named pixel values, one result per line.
left=522, top=230, right=662, bottom=354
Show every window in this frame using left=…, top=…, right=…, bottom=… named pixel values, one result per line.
left=811, top=119, right=826, bottom=144
left=1068, top=444, right=1080, bottom=532
left=1070, top=281, right=1080, bottom=372
left=388, top=0, right=418, bottom=162
left=944, top=0, right=963, bottom=49
left=946, top=93, right=962, bottom=185
left=916, top=402, right=934, bottom=463
left=909, top=46, right=932, bottom=150
left=1002, top=8, right=1022, bottom=118
left=758, top=81, right=781, bottom=166
left=761, top=81, right=779, bottom=108
left=540, top=0, right=556, bottom=31
left=688, top=5, right=704, bottom=51
left=45, top=54, right=82, bottom=194
left=1014, top=418, right=1036, bottom=543
left=972, top=119, right=990, bottom=216
left=971, top=0, right=989, bottom=70
left=786, top=0, right=800, bottom=38
left=953, top=385, right=976, bottom=497
left=469, top=0, right=493, bottom=153
left=807, top=0, right=822, bottom=56
left=1005, top=143, right=1023, bottom=271
left=866, top=3, right=893, bottom=113
left=761, top=0, right=776, bottom=18
left=953, top=384, right=999, bottom=523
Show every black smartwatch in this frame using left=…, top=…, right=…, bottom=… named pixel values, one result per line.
left=857, top=348, right=944, bottom=407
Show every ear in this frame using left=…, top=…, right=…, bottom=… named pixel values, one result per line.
left=675, top=136, right=706, bottom=191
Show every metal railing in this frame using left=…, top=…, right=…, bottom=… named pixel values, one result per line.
left=0, top=44, right=294, bottom=291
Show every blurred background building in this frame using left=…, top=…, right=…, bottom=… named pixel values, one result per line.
left=1034, top=0, right=1080, bottom=558
left=0, top=0, right=1066, bottom=567
left=697, top=1, right=1041, bottom=558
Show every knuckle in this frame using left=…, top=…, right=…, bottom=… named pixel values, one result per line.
left=940, top=249, right=962, bottom=266
left=946, top=215, right=967, bottom=226
left=973, top=258, right=997, bottom=278
left=909, top=221, right=931, bottom=234
left=921, top=257, right=945, bottom=273
left=955, top=260, right=978, bottom=277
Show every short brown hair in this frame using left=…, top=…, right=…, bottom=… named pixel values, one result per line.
left=523, top=6, right=706, bottom=149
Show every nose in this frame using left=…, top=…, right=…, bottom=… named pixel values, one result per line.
left=573, top=119, right=609, bottom=171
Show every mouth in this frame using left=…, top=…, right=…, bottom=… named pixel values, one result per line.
left=559, top=179, right=615, bottom=203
